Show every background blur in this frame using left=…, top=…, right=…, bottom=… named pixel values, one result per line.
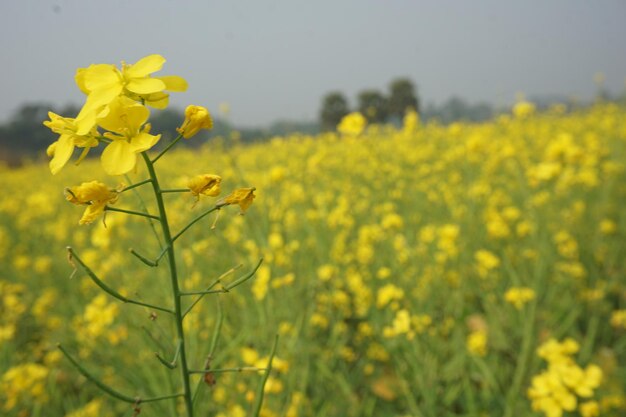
left=1, top=0, right=626, bottom=161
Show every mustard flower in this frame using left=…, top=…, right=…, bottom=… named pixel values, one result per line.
left=75, top=54, right=187, bottom=133
left=467, top=329, right=488, bottom=357
left=98, top=97, right=161, bottom=175
left=187, top=174, right=222, bottom=199
left=504, top=286, right=536, bottom=309
left=43, top=112, right=99, bottom=174
left=65, top=181, right=119, bottom=225
left=177, top=105, right=213, bottom=139
left=220, top=187, right=256, bottom=214
left=337, top=112, right=366, bottom=136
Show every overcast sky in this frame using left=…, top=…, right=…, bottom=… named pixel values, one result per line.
left=1, top=0, right=625, bottom=127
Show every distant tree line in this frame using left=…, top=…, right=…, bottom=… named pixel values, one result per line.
left=319, top=78, right=419, bottom=130
left=2, top=86, right=624, bottom=165
left=0, top=104, right=236, bottom=166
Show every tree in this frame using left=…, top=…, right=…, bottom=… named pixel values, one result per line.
left=320, top=92, right=349, bottom=131
left=388, top=78, right=419, bottom=121
left=357, top=90, right=388, bottom=123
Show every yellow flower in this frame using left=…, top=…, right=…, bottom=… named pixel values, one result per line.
left=98, top=97, right=161, bottom=175
left=467, top=329, right=488, bottom=357
left=220, top=187, right=256, bottom=214
left=513, top=100, right=536, bottom=118
left=75, top=54, right=187, bottom=132
left=504, top=287, right=536, bottom=309
left=579, top=401, right=599, bottom=417
left=65, top=181, right=119, bottom=225
left=43, top=112, right=99, bottom=174
left=337, top=112, right=366, bottom=136
left=187, top=174, right=222, bottom=198
left=177, top=105, right=213, bottom=138
left=610, top=309, right=626, bottom=329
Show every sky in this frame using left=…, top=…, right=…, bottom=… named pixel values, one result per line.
left=1, top=0, right=625, bottom=127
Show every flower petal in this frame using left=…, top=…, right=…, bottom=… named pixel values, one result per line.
left=49, top=134, right=74, bottom=175
left=124, top=54, right=165, bottom=78
left=130, top=132, right=161, bottom=153
left=82, top=64, right=121, bottom=92
left=158, top=76, right=188, bottom=92
left=144, top=92, right=169, bottom=109
left=101, top=140, right=136, bottom=175
left=126, top=78, right=166, bottom=95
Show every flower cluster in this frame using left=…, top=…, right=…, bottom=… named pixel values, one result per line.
left=43, top=54, right=219, bottom=177
left=504, top=286, right=536, bottom=309
left=528, top=338, right=603, bottom=417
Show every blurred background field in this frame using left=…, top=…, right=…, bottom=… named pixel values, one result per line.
left=1, top=101, right=626, bottom=416
left=2, top=1, right=626, bottom=416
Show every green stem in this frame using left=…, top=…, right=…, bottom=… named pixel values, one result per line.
left=189, top=367, right=266, bottom=374
left=128, top=245, right=170, bottom=268
left=67, top=247, right=174, bottom=315
left=122, top=179, right=152, bottom=192
left=142, top=152, right=195, bottom=417
left=180, top=258, right=263, bottom=296
left=503, top=301, right=537, bottom=417
left=161, top=188, right=191, bottom=193
left=192, top=299, right=224, bottom=405
left=152, top=133, right=184, bottom=163
left=156, top=340, right=182, bottom=369
left=183, top=266, right=240, bottom=318
left=172, top=206, right=222, bottom=242
left=105, top=206, right=160, bottom=220
left=252, top=335, right=279, bottom=417
left=58, top=344, right=183, bottom=404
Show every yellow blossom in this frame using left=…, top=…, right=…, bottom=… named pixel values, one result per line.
left=177, top=105, right=213, bottom=138
left=43, top=112, right=99, bottom=174
left=220, top=187, right=256, bottom=214
left=75, top=54, right=187, bottom=132
left=187, top=174, right=222, bottom=199
left=504, top=286, right=536, bottom=309
left=98, top=96, right=161, bottom=175
left=610, top=309, right=626, bottom=329
left=65, top=181, right=120, bottom=225
left=337, top=112, right=366, bottom=136
left=579, top=401, right=599, bottom=417
left=467, top=329, right=488, bottom=357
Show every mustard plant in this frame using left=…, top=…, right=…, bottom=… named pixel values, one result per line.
left=44, top=54, right=276, bottom=417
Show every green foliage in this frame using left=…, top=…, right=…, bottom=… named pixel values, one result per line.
left=319, top=91, right=349, bottom=131
left=357, top=89, right=389, bottom=123
left=387, top=78, right=419, bottom=120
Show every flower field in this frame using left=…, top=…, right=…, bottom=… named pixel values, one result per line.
left=1, top=102, right=626, bottom=416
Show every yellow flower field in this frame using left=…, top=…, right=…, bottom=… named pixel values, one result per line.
left=1, top=103, right=625, bottom=416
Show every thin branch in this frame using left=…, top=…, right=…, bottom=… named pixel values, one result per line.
left=156, top=340, right=182, bottom=369
left=129, top=248, right=157, bottom=267
left=67, top=247, right=174, bottom=315
left=152, top=133, right=184, bottom=163
left=189, top=367, right=266, bottom=375
left=160, top=188, right=191, bottom=194
left=182, top=265, right=242, bottom=318
left=105, top=206, right=160, bottom=220
left=121, top=179, right=152, bottom=193
left=252, top=335, right=279, bottom=417
left=180, top=258, right=263, bottom=296
left=172, top=205, right=225, bottom=242
left=58, top=344, right=183, bottom=404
